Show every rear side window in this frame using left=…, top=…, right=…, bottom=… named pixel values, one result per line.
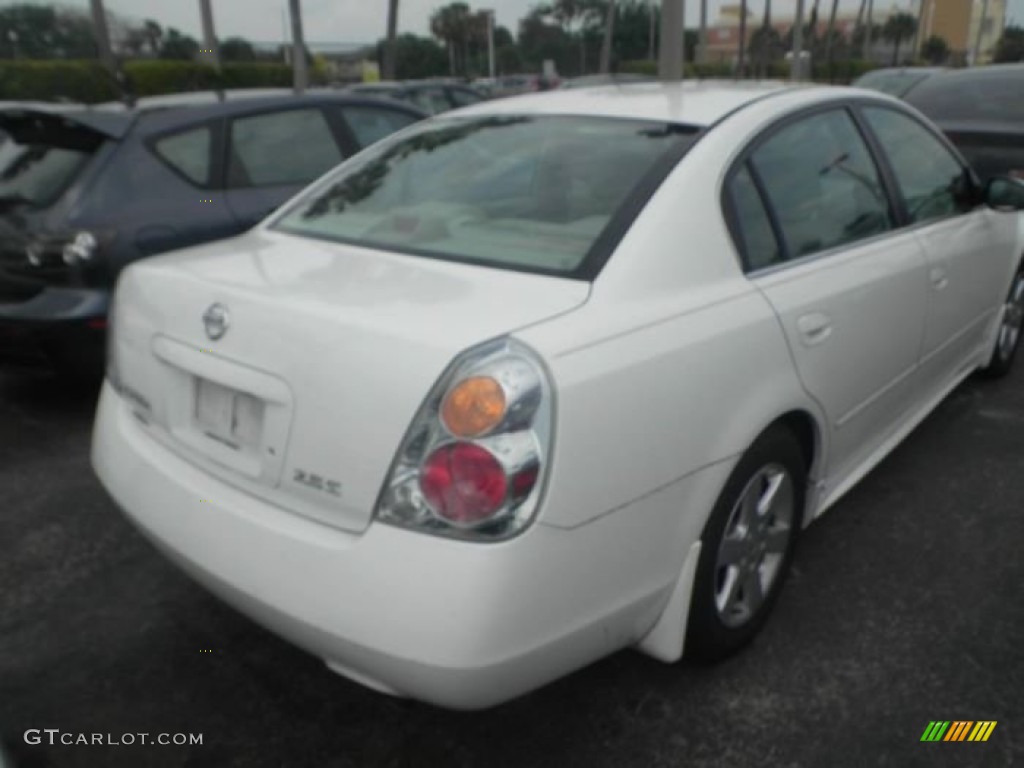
left=861, top=107, right=965, bottom=223
left=153, top=126, right=212, bottom=187
left=337, top=106, right=418, bottom=148
left=228, top=108, right=343, bottom=187
left=726, top=166, right=781, bottom=271
left=750, top=109, right=891, bottom=259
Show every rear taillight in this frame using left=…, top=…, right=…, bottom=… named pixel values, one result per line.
left=375, top=338, right=552, bottom=540
left=421, top=442, right=508, bottom=524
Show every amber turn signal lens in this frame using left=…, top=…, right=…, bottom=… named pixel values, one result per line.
left=441, top=376, right=506, bottom=437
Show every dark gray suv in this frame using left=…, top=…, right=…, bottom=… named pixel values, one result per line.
left=0, top=93, right=423, bottom=375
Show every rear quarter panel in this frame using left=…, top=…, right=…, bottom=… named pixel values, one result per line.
left=77, top=132, right=242, bottom=275
left=516, top=94, right=834, bottom=532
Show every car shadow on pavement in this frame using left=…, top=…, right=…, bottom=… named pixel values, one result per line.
left=0, top=372, right=101, bottom=420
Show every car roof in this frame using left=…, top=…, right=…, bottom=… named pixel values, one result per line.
left=452, top=80, right=804, bottom=128
left=0, top=91, right=425, bottom=141
left=135, top=92, right=425, bottom=132
left=916, top=62, right=1024, bottom=83
left=92, top=88, right=327, bottom=112
left=857, top=66, right=947, bottom=77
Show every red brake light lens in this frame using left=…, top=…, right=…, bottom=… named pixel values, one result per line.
left=420, top=442, right=508, bottom=525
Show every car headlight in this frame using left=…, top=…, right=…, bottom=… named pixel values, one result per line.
left=375, top=337, right=553, bottom=541
left=62, top=230, right=100, bottom=265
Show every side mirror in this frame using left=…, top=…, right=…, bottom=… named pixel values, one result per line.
left=983, top=176, right=1024, bottom=212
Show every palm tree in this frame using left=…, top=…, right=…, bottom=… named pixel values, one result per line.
left=758, top=0, right=773, bottom=74
left=823, top=0, right=840, bottom=77
left=142, top=19, right=163, bottom=55
left=599, top=0, right=616, bottom=73
left=430, top=11, right=454, bottom=75
left=384, top=0, right=399, bottom=79
left=807, top=0, right=820, bottom=43
left=883, top=12, right=917, bottom=64
left=699, top=0, right=708, bottom=64
left=738, top=0, right=748, bottom=76
left=852, top=0, right=866, bottom=55
left=553, top=0, right=587, bottom=73
left=430, top=4, right=472, bottom=76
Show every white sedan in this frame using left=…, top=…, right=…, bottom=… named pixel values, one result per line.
left=92, top=82, right=1024, bottom=709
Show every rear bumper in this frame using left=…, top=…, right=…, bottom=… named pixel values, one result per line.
left=0, top=287, right=108, bottom=373
left=91, top=382, right=674, bottom=709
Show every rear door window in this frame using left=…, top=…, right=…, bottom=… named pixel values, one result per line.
left=153, top=126, right=213, bottom=187
left=228, top=108, right=343, bottom=187
left=749, top=109, right=892, bottom=259
left=726, top=165, right=782, bottom=271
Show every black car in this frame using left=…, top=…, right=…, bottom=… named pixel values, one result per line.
left=852, top=66, right=947, bottom=97
left=0, top=93, right=423, bottom=375
left=345, top=81, right=487, bottom=115
left=903, top=64, right=1024, bottom=182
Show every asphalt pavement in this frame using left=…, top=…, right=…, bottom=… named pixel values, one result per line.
left=1, top=365, right=1022, bottom=768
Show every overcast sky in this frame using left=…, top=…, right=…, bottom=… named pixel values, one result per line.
left=7, top=0, right=1024, bottom=43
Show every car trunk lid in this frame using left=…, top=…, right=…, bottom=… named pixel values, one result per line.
left=113, top=229, right=590, bottom=533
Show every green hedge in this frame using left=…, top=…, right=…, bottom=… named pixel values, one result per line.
left=0, top=59, right=326, bottom=104
left=0, top=60, right=118, bottom=103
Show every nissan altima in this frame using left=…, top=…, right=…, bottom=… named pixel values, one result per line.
left=91, top=82, right=1024, bottom=709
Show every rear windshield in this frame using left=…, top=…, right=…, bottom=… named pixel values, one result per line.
left=273, top=115, right=696, bottom=276
left=905, top=70, right=1024, bottom=123
left=0, top=120, right=101, bottom=208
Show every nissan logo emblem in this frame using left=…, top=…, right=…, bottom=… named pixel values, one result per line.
left=202, top=303, right=230, bottom=341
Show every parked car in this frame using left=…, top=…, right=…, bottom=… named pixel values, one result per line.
left=561, top=73, right=657, bottom=89
left=0, top=94, right=423, bottom=375
left=346, top=81, right=487, bottom=115
left=93, top=82, right=1024, bottom=709
left=491, top=74, right=546, bottom=97
left=903, top=63, right=1024, bottom=182
left=470, top=77, right=498, bottom=97
left=852, top=66, right=947, bottom=97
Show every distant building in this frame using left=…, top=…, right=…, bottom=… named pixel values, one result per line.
left=916, top=0, right=1006, bottom=62
left=700, top=9, right=876, bottom=65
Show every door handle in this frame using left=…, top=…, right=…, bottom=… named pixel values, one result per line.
left=930, top=267, right=949, bottom=290
left=796, top=312, right=833, bottom=346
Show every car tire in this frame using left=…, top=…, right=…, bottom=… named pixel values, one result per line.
left=980, top=260, right=1024, bottom=379
left=685, top=426, right=806, bottom=662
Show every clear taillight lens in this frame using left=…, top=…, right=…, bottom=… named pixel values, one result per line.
left=375, top=337, right=552, bottom=541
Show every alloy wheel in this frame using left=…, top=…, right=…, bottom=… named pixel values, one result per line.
left=713, top=463, right=795, bottom=628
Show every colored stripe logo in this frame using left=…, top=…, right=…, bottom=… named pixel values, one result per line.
left=921, top=721, right=997, bottom=742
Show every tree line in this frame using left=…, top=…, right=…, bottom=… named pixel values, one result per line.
left=0, top=0, right=1020, bottom=80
